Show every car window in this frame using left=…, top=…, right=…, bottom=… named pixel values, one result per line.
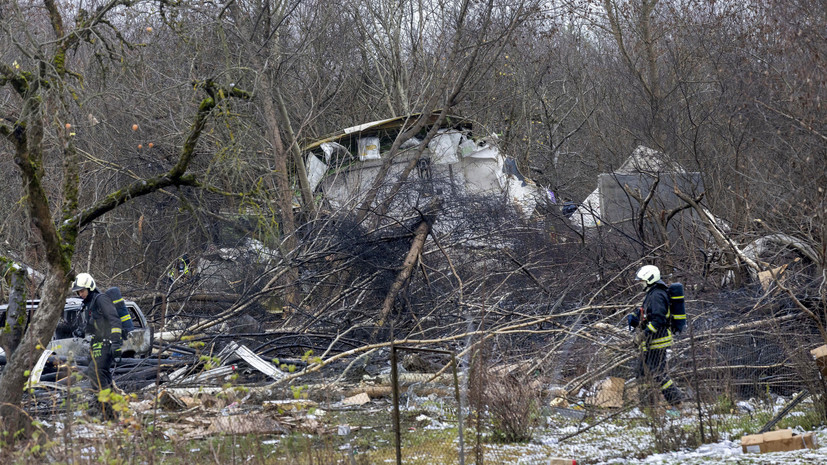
left=126, top=303, right=144, bottom=329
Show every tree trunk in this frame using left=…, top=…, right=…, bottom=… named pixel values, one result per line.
left=0, top=264, right=28, bottom=358
left=258, top=69, right=300, bottom=306
left=275, top=88, right=314, bottom=213
left=376, top=212, right=435, bottom=330
left=0, top=267, right=69, bottom=433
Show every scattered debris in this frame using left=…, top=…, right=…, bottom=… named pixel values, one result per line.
left=263, top=399, right=318, bottom=412
left=207, top=414, right=288, bottom=435
left=585, top=377, right=624, bottom=409
left=740, top=429, right=818, bottom=453
left=548, top=458, right=578, bottom=465
left=157, top=390, right=188, bottom=411
left=342, top=392, right=370, bottom=406
left=812, top=345, right=827, bottom=378
left=758, top=389, right=811, bottom=433
left=757, top=264, right=788, bottom=292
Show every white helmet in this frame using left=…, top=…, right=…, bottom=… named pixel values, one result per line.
left=635, top=265, right=660, bottom=286
left=71, top=272, right=96, bottom=292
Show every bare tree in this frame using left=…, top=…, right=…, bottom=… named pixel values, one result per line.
left=0, top=0, right=249, bottom=434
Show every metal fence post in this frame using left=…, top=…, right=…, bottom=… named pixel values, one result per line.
left=451, top=353, right=465, bottom=465
left=689, top=321, right=705, bottom=443
left=391, top=343, right=402, bottom=465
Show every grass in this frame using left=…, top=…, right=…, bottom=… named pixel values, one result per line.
left=1, top=392, right=824, bottom=465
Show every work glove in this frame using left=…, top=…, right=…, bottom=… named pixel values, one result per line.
left=72, top=328, right=85, bottom=338
left=111, top=341, right=123, bottom=364
left=627, top=313, right=640, bottom=331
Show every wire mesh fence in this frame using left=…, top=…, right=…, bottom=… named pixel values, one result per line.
left=384, top=311, right=826, bottom=464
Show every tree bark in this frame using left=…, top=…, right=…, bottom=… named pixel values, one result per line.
left=376, top=211, right=435, bottom=331
left=0, top=264, right=28, bottom=358
left=0, top=266, right=68, bottom=433
left=0, top=79, right=244, bottom=434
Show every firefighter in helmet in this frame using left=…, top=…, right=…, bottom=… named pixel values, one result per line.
left=71, top=272, right=123, bottom=391
left=628, top=265, right=682, bottom=410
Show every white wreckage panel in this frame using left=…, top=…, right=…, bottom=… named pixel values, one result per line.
left=308, top=132, right=541, bottom=219
left=570, top=145, right=687, bottom=229
left=428, top=129, right=462, bottom=165
left=357, top=137, right=381, bottom=160
left=306, top=153, right=328, bottom=192
left=26, top=349, right=54, bottom=389
left=461, top=154, right=504, bottom=195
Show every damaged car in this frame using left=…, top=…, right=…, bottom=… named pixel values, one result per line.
left=0, top=296, right=152, bottom=359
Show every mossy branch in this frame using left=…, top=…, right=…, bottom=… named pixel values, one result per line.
left=67, top=174, right=201, bottom=232
left=0, top=63, right=31, bottom=96
left=61, top=81, right=250, bottom=233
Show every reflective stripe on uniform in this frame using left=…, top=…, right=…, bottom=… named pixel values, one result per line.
left=120, top=314, right=132, bottom=322
left=647, top=329, right=673, bottom=349
left=672, top=314, right=686, bottom=320
left=649, top=339, right=672, bottom=349
left=111, top=327, right=122, bottom=334
left=112, top=298, right=124, bottom=304
left=647, top=322, right=657, bottom=333
left=661, top=379, right=673, bottom=390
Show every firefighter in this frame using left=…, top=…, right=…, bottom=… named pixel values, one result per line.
left=628, top=265, right=682, bottom=411
left=71, top=273, right=123, bottom=392
left=166, top=254, right=192, bottom=283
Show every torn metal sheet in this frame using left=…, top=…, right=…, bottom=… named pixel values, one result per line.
left=234, top=344, right=285, bottom=381
left=743, top=234, right=819, bottom=265
left=306, top=154, right=328, bottom=192
left=304, top=112, right=472, bottom=152
left=157, top=386, right=274, bottom=398
left=166, top=365, right=190, bottom=383
left=175, top=365, right=236, bottom=385
left=25, top=349, right=54, bottom=389
left=217, top=341, right=240, bottom=364
left=320, top=141, right=348, bottom=163
left=29, top=381, right=68, bottom=391
left=374, top=372, right=459, bottom=385
left=507, top=176, right=539, bottom=219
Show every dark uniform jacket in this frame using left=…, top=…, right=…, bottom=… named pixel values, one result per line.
left=640, top=280, right=672, bottom=350
left=82, top=290, right=123, bottom=344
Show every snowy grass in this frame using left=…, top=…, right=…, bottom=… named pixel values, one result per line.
left=2, top=393, right=825, bottom=464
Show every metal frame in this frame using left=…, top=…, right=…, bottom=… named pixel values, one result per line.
left=390, top=344, right=465, bottom=465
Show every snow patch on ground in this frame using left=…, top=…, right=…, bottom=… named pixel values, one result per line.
left=526, top=412, right=827, bottom=465
left=593, top=428, right=827, bottom=464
